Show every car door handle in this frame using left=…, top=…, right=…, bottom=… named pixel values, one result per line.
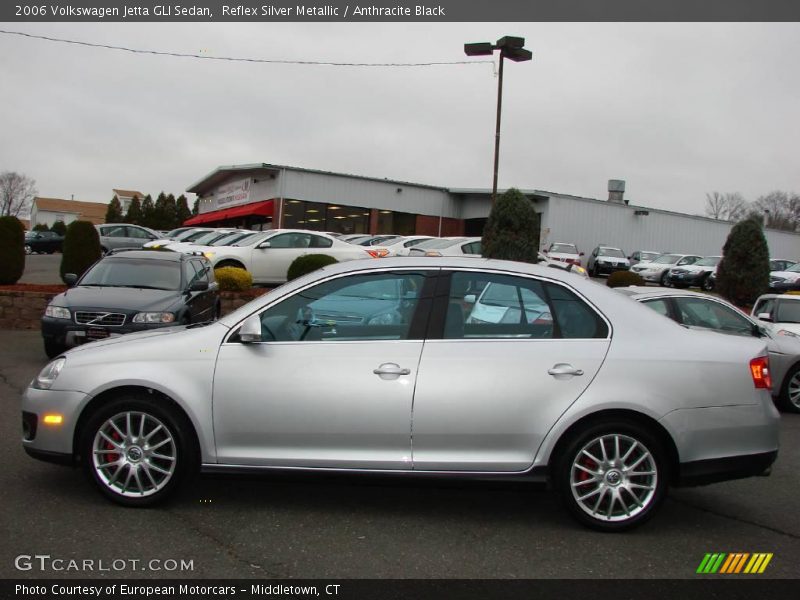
left=548, top=363, right=584, bottom=377
left=373, top=363, right=411, bottom=379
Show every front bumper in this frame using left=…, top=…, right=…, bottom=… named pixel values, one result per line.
left=632, top=269, right=664, bottom=282
left=21, top=386, right=91, bottom=458
left=42, top=316, right=175, bottom=349
left=593, top=262, right=629, bottom=275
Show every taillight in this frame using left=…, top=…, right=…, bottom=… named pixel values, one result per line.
left=366, top=249, right=388, bottom=258
left=424, top=251, right=443, bottom=257
left=750, top=356, right=772, bottom=390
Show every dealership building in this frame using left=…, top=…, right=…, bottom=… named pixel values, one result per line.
left=184, top=163, right=799, bottom=259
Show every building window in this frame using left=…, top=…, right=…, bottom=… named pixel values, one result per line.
left=282, top=200, right=370, bottom=234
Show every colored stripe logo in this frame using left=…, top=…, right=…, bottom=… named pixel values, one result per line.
left=696, top=553, right=773, bottom=574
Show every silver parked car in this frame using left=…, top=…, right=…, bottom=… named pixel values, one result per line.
left=22, top=257, right=779, bottom=531
left=95, top=223, right=161, bottom=254
left=617, top=286, right=800, bottom=413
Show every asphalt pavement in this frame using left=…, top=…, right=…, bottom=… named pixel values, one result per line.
left=0, top=330, right=798, bottom=579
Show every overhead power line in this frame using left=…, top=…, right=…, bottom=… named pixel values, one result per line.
left=0, top=29, right=495, bottom=68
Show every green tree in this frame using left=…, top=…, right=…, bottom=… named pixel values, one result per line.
left=152, top=192, right=168, bottom=229
left=60, top=220, right=101, bottom=284
left=481, top=188, right=540, bottom=263
left=176, top=194, right=192, bottom=225
left=0, top=216, right=25, bottom=284
left=716, top=216, right=770, bottom=308
left=163, top=193, right=178, bottom=229
left=191, top=198, right=199, bottom=216
left=125, top=196, right=142, bottom=224
left=50, top=220, right=67, bottom=236
left=140, top=194, right=154, bottom=228
left=105, top=195, right=124, bottom=223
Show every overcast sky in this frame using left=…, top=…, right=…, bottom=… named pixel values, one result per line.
left=1, top=22, right=798, bottom=215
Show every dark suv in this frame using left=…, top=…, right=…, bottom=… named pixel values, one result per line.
left=41, top=250, right=220, bottom=358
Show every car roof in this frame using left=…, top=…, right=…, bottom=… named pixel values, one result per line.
left=755, top=293, right=800, bottom=301
left=102, top=249, right=194, bottom=262
left=614, top=286, right=709, bottom=300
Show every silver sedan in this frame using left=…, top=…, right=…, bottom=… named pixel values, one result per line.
left=21, top=257, right=779, bottom=531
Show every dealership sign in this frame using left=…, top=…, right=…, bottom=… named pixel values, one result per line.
left=215, top=178, right=251, bottom=208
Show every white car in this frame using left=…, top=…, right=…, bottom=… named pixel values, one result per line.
left=628, top=250, right=662, bottom=266
left=408, top=236, right=481, bottom=257
left=163, top=229, right=246, bottom=253
left=631, top=253, right=702, bottom=285
left=143, top=227, right=214, bottom=249
left=752, top=294, right=800, bottom=337
left=545, top=242, right=582, bottom=266
left=202, top=229, right=377, bottom=284
left=371, top=235, right=434, bottom=257
left=587, top=246, right=631, bottom=277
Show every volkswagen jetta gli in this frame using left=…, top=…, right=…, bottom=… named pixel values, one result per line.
left=22, top=257, right=779, bottom=531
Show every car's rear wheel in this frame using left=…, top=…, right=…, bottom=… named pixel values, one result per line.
left=701, top=274, right=714, bottom=291
left=556, top=420, right=668, bottom=531
left=779, top=365, right=800, bottom=413
left=80, top=395, right=196, bottom=506
left=24, top=244, right=33, bottom=255
left=660, top=272, right=670, bottom=287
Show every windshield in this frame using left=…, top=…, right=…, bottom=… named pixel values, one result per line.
left=174, top=229, right=211, bottom=242
left=418, top=237, right=466, bottom=250
left=211, top=232, right=249, bottom=246
left=230, top=232, right=272, bottom=247
left=599, top=247, right=625, bottom=258
left=80, top=259, right=181, bottom=290
left=776, top=301, right=800, bottom=323
left=165, top=227, right=192, bottom=238
left=652, top=254, right=681, bottom=264
left=641, top=252, right=660, bottom=261
left=695, top=256, right=721, bottom=267
left=550, top=243, right=578, bottom=254
left=786, top=263, right=800, bottom=273
left=191, top=231, right=233, bottom=245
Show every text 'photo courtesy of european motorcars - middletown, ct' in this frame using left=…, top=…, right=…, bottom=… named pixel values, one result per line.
left=22, top=257, right=780, bottom=531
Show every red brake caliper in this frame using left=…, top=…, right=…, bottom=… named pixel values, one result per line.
left=105, top=427, right=121, bottom=463
left=578, top=456, right=595, bottom=482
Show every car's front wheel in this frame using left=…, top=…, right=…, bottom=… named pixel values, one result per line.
left=701, top=274, right=715, bottom=291
left=24, top=244, right=33, bottom=255
left=80, top=395, right=196, bottom=506
left=557, top=420, right=668, bottom=531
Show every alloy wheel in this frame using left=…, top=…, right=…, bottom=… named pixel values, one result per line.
left=569, top=433, right=658, bottom=522
left=787, top=370, right=800, bottom=410
left=92, top=411, right=177, bottom=498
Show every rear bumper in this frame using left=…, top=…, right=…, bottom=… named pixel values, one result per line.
left=677, top=450, right=777, bottom=486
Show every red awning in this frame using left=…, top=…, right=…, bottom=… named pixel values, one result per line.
left=183, top=199, right=274, bottom=226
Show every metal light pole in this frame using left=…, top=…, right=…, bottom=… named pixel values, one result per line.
left=464, top=36, right=532, bottom=206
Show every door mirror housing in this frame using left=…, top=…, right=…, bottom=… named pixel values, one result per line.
left=464, top=294, right=476, bottom=305
left=64, top=273, right=78, bottom=287
left=239, top=314, right=262, bottom=343
left=188, top=280, right=209, bottom=292
left=757, top=312, right=773, bottom=322
left=257, top=241, right=272, bottom=249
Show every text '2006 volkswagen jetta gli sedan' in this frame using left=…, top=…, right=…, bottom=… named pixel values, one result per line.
left=22, top=257, right=779, bottom=531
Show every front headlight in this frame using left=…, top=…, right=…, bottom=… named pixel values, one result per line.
left=367, top=312, right=400, bottom=326
left=571, top=265, right=588, bottom=276
left=132, top=312, right=175, bottom=324
left=33, top=358, right=66, bottom=390
left=45, top=305, right=71, bottom=319
left=776, top=329, right=799, bottom=338
left=203, top=251, right=215, bottom=259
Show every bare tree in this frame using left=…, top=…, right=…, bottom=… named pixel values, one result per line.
left=752, top=190, right=799, bottom=231
left=0, top=171, right=37, bottom=217
left=705, top=191, right=747, bottom=221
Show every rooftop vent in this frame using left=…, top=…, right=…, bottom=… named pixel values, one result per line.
left=608, top=179, right=625, bottom=204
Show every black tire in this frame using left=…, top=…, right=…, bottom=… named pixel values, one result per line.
left=212, top=301, right=221, bottom=321
left=556, top=419, right=669, bottom=532
left=216, top=260, right=246, bottom=270
left=701, top=274, right=714, bottom=292
left=43, top=338, right=66, bottom=359
left=24, top=244, right=33, bottom=255
left=592, top=264, right=599, bottom=278
left=660, top=272, right=670, bottom=287
left=778, top=364, right=800, bottom=414
left=79, top=394, right=197, bottom=507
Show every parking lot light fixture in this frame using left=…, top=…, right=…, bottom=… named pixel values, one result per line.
left=464, top=36, right=532, bottom=206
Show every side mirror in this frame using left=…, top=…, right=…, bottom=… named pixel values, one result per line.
left=257, top=241, right=272, bottom=249
left=239, top=314, right=262, bottom=343
left=757, top=312, right=773, bottom=322
left=64, top=273, right=78, bottom=287
left=579, top=252, right=585, bottom=256
left=464, top=294, right=476, bottom=304
left=188, top=280, right=209, bottom=292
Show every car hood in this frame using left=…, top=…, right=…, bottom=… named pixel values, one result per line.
left=54, top=286, right=182, bottom=312
left=770, top=270, right=800, bottom=280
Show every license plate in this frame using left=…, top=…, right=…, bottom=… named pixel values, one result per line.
left=86, top=327, right=109, bottom=340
